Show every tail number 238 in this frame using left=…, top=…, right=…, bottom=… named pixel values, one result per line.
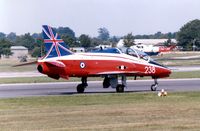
left=145, top=66, right=156, bottom=74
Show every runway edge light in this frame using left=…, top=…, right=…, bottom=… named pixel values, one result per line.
left=158, top=89, right=167, bottom=97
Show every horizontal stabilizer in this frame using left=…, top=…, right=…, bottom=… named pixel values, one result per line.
left=12, top=61, right=37, bottom=67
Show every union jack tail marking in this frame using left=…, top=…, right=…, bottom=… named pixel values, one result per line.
left=42, top=25, right=72, bottom=59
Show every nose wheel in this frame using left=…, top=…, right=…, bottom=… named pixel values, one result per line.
left=151, top=84, right=158, bottom=91
left=151, top=78, right=158, bottom=91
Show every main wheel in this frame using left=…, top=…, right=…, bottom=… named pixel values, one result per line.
left=151, top=84, right=158, bottom=91
left=77, top=84, right=85, bottom=93
left=103, top=77, right=110, bottom=88
left=116, top=84, right=125, bottom=93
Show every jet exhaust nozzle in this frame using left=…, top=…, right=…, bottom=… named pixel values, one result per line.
left=37, top=65, right=43, bottom=73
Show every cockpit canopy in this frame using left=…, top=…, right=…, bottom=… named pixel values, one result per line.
left=90, top=47, right=121, bottom=54
left=119, top=47, right=151, bottom=61
left=119, top=47, right=166, bottom=68
left=90, top=47, right=151, bottom=62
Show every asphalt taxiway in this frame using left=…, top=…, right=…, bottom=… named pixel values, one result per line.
left=0, top=79, right=200, bottom=98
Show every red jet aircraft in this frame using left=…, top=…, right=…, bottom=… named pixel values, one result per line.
left=36, top=25, right=171, bottom=93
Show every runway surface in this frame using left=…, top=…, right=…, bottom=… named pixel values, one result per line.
left=0, top=79, right=200, bottom=98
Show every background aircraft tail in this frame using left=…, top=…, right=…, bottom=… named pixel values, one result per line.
left=42, top=25, right=72, bottom=59
left=159, top=45, right=176, bottom=52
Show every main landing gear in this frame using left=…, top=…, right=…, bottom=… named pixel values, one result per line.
left=116, top=75, right=126, bottom=93
left=103, top=76, right=110, bottom=88
left=77, top=77, right=88, bottom=93
left=103, top=75, right=127, bottom=93
left=151, top=78, right=158, bottom=91
left=116, top=84, right=125, bottom=93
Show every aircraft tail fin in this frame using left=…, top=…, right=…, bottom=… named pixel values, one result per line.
left=169, top=45, right=176, bottom=50
left=159, top=45, right=176, bottom=52
left=42, top=25, right=72, bottom=59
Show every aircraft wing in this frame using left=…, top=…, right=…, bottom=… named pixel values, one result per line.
left=96, top=71, right=140, bottom=75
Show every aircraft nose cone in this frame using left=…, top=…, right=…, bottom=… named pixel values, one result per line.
left=167, top=68, right=172, bottom=75
left=162, top=67, right=171, bottom=77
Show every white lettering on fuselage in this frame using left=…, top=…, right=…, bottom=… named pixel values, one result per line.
left=145, top=66, right=156, bottom=74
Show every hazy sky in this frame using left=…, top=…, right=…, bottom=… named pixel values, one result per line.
left=1, top=0, right=200, bottom=37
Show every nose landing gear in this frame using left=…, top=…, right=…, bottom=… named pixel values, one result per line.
left=151, top=78, right=158, bottom=91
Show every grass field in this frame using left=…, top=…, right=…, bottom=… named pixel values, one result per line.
left=152, top=51, right=200, bottom=66
left=169, top=70, right=200, bottom=79
left=0, top=92, right=200, bottom=130
left=157, top=59, right=200, bottom=66
left=152, top=51, right=200, bottom=59
left=0, top=59, right=36, bottom=72
left=0, top=77, right=104, bottom=84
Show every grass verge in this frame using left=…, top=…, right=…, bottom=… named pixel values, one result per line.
left=169, top=71, right=200, bottom=79
left=0, top=77, right=104, bottom=84
left=157, top=59, right=200, bottom=66
left=0, top=59, right=36, bottom=72
left=0, top=92, right=200, bottom=130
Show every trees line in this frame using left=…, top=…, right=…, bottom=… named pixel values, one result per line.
left=0, top=19, right=200, bottom=57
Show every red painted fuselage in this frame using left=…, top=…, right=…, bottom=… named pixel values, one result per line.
left=37, top=52, right=171, bottom=80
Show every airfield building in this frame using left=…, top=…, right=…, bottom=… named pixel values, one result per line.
left=10, top=46, right=28, bottom=59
